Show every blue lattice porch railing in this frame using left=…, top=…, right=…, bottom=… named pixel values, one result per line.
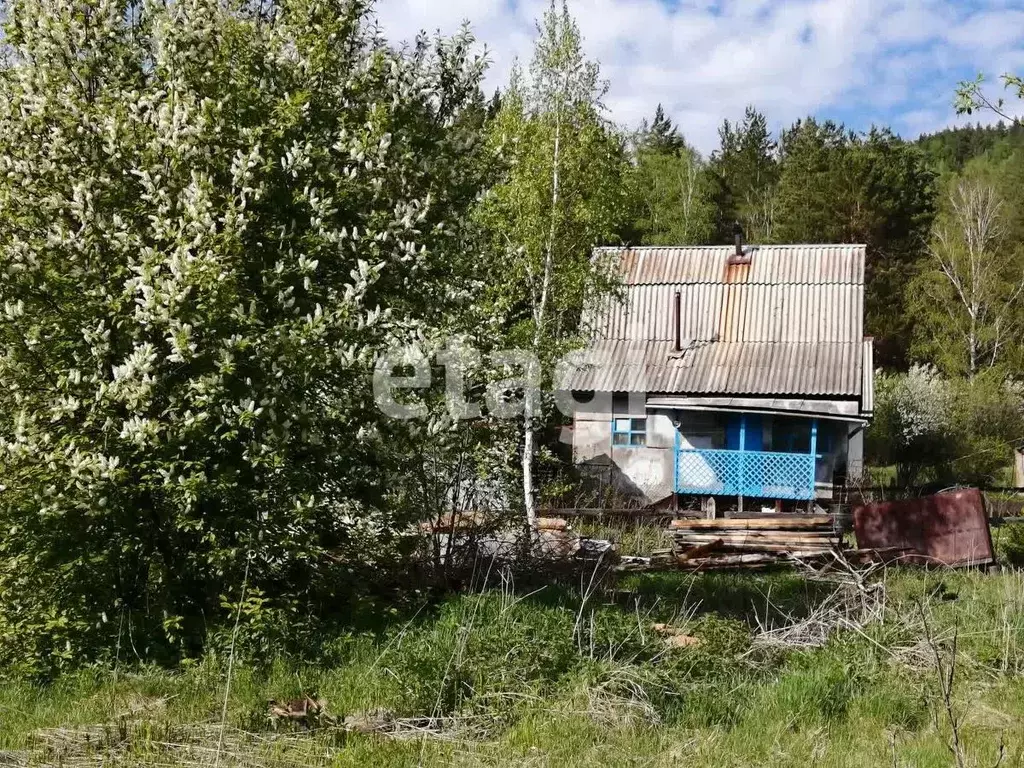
left=675, top=448, right=817, bottom=500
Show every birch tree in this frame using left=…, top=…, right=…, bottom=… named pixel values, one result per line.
left=479, top=1, right=628, bottom=530
left=914, top=177, right=1024, bottom=376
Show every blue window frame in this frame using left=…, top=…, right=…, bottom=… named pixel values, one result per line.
left=612, top=417, right=647, bottom=447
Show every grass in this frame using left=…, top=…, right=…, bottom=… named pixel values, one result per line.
left=572, top=518, right=672, bottom=555
left=4, top=566, right=1024, bottom=766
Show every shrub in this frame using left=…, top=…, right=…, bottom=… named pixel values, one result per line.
left=0, top=0, right=488, bottom=671
left=867, top=366, right=1024, bottom=487
left=994, top=522, right=1024, bottom=568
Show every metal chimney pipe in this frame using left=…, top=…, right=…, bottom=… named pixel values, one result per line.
left=733, top=221, right=744, bottom=257
left=673, top=290, right=682, bottom=352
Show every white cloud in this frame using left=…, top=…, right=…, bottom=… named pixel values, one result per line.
left=372, top=0, right=1024, bottom=154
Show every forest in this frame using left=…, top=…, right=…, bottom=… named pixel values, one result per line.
left=2, top=1, right=1024, bottom=765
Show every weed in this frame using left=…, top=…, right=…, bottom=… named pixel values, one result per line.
left=2, top=568, right=1023, bottom=766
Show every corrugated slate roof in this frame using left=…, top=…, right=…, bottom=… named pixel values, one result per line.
left=563, top=340, right=863, bottom=397
left=569, top=244, right=871, bottom=404
left=599, top=244, right=865, bottom=285
left=593, top=283, right=863, bottom=343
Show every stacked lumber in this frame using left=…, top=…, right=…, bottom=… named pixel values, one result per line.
left=669, top=516, right=839, bottom=570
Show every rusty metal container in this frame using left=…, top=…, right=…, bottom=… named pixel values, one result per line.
left=853, top=488, right=994, bottom=567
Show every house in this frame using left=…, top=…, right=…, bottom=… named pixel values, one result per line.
left=562, top=238, right=873, bottom=510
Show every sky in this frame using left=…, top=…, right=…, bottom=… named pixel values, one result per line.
left=372, top=0, right=1024, bottom=155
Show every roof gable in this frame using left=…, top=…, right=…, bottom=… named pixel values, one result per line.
left=591, top=244, right=866, bottom=345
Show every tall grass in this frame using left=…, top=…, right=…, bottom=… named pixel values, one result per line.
left=3, top=567, right=1024, bottom=766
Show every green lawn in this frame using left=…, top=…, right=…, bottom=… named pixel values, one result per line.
left=3, top=567, right=1024, bottom=766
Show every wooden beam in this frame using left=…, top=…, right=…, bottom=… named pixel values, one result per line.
left=676, top=538, right=724, bottom=562
left=670, top=516, right=832, bottom=531
left=678, top=542, right=836, bottom=554
left=672, top=531, right=835, bottom=542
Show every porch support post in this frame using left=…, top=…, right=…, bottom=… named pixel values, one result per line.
left=738, top=414, right=746, bottom=514
left=809, top=418, right=818, bottom=505
left=673, top=426, right=679, bottom=497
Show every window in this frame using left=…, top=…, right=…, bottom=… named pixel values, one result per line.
left=682, top=412, right=726, bottom=449
left=769, top=416, right=812, bottom=454
left=612, top=417, right=647, bottom=447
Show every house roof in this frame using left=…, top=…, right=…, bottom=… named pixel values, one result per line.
left=566, top=244, right=872, bottom=408
left=606, top=244, right=865, bottom=286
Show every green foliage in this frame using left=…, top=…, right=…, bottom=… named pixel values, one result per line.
left=994, top=523, right=1024, bottom=568
left=641, top=103, right=687, bottom=155
left=708, top=106, right=779, bottom=242
left=475, top=0, right=631, bottom=519
left=909, top=163, right=1024, bottom=376
left=955, top=72, right=1024, bottom=123
left=630, top=125, right=716, bottom=246
left=385, top=594, right=581, bottom=716
left=917, top=121, right=1024, bottom=173
left=5, top=569, right=1024, bottom=766
left=866, top=367, right=1024, bottom=486
left=773, top=122, right=935, bottom=367
left=0, top=0, right=491, bottom=669
left=478, top=2, right=630, bottom=353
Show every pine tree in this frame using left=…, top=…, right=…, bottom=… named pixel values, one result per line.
left=709, top=106, right=779, bottom=242
left=642, top=104, right=686, bottom=155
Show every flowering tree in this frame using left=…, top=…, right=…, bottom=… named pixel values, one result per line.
left=869, top=366, right=954, bottom=487
left=868, top=366, right=1024, bottom=487
left=0, top=0, right=488, bottom=665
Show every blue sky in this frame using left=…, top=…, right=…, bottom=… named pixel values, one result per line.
left=373, top=0, right=1024, bottom=155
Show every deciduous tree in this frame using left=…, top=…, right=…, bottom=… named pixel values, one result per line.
left=631, top=108, right=715, bottom=245
left=478, top=0, right=629, bottom=529
left=911, top=176, right=1024, bottom=376
left=0, top=0, right=489, bottom=667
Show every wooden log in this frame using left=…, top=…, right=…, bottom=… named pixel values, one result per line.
left=535, top=517, right=568, bottom=531
left=677, top=538, right=724, bottom=562
left=672, top=533, right=836, bottom=546
left=677, top=549, right=833, bottom=570
left=669, top=516, right=832, bottom=531
left=677, top=553, right=782, bottom=568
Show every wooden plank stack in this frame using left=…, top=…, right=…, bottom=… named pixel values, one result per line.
left=669, top=515, right=839, bottom=570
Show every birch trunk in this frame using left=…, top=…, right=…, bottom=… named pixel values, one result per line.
left=523, top=74, right=564, bottom=534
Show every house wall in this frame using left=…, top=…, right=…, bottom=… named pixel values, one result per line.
left=572, top=394, right=856, bottom=505
left=609, top=407, right=675, bottom=501
left=847, top=429, right=865, bottom=481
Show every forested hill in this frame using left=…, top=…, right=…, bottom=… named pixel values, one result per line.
left=916, top=122, right=1024, bottom=171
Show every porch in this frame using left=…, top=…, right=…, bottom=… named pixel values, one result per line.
left=673, top=413, right=822, bottom=501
